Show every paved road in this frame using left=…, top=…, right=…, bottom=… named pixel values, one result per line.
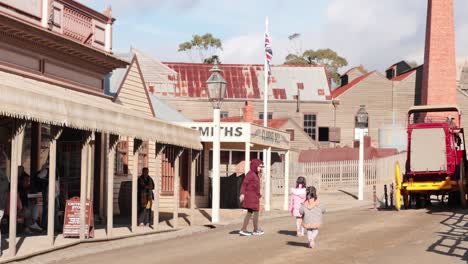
left=56, top=207, right=467, bottom=264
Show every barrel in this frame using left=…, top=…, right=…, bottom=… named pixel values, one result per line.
left=118, top=181, right=132, bottom=216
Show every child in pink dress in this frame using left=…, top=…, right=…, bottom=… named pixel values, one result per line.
left=288, top=176, right=307, bottom=236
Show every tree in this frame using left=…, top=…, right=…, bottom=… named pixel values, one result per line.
left=178, top=33, right=222, bottom=64
left=284, top=48, right=348, bottom=85
left=203, top=55, right=221, bottom=64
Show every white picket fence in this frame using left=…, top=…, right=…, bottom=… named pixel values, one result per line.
left=272, top=153, right=406, bottom=194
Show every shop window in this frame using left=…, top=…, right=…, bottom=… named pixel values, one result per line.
left=195, top=151, right=204, bottom=195
left=231, top=151, right=245, bottom=165
left=115, top=141, right=128, bottom=175
left=286, top=129, right=295, bottom=141
left=250, top=152, right=258, bottom=160
left=220, top=151, right=230, bottom=164
left=161, top=146, right=175, bottom=195
left=209, top=150, right=232, bottom=169
left=259, top=112, right=273, bottom=120
left=318, top=127, right=330, bottom=142
left=137, top=141, right=149, bottom=175
left=220, top=111, right=229, bottom=118
left=304, top=114, right=317, bottom=140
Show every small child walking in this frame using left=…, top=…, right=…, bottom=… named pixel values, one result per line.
left=288, top=176, right=307, bottom=236
left=300, top=186, right=325, bottom=249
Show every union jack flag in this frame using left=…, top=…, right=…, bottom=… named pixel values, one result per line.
left=265, top=32, right=273, bottom=75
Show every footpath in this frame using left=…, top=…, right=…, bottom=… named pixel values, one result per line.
left=4, top=189, right=374, bottom=264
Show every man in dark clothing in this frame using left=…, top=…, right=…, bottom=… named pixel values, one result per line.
left=137, top=168, right=155, bottom=226
left=0, top=170, right=8, bottom=256
left=18, top=167, right=42, bottom=233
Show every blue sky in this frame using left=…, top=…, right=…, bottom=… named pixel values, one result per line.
left=82, top=0, right=468, bottom=72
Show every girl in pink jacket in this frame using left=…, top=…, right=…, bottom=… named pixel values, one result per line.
left=289, top=176, right=307, bottom=236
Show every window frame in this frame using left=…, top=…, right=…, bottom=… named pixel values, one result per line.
left=115, top=140, right=129, bottom=175
left=318, top=127, right=330, bottom=142
left=303, top=113, right=318, bottom=140
left=259, top=112, right=273, bottom=120
left=285, top=129, right=295, bottom=141
left=220, top=111, right=229, bottom=118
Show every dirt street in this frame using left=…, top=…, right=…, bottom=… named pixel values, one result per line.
left=53, top=207, right=467, bottom=264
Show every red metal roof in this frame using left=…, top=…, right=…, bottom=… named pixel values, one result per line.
left=391, top=68, right=416, bottom=81
left=331, top=71, right=375, bottom=98
left=195, top=117, right=289, bottom=129
left=299, top=147, right=398, bottom=162
left=272, top=88, right=287, bottom=99
left=162, top=62, right=330, bottom=100
left=164, top=63, right=262, bottom=98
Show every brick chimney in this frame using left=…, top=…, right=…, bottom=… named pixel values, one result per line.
left=421, top=0, right=456, bottom=106
left=242, top=101, right=254, bottom=122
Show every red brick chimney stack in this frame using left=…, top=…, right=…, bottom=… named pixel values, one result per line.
left=421, top=0, right=456, bottom=106
left=242, top=101, right=254, bottom=122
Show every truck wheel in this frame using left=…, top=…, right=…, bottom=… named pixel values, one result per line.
left=403, top=189, right=409, bottom=209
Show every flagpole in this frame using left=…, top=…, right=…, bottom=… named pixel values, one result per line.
left=263, top=17, right=269, bottom=128
left=263, top=16, right=271, bottom=212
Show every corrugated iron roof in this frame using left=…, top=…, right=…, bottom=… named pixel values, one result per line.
left=149, top=94, right=192, bottom=122
left=391, top=68, right=417, bottom=81
left=128, top=49, right=330, bottom=100
left=128, top=60, right=329, bottom=101
left=162, top=62, right=330, bottom=100
left=105, top=52, right=134, bottom=96
left=132, top=48, right=178, bottom=95
left=331, top=71, right=375, bottom=98
left=195, top=116, right=288, bottom=129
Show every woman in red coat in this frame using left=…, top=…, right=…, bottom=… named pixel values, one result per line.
left=239, top=159, right=264, bottom=236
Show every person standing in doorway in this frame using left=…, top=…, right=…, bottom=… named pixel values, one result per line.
left=18, top=171, right=43, bottom=233
left=0, top=170, right=9, bottom=256
left=239, top=159, right=264, bottom=236
left=36, top=163, right=49, bottom=230
left=138, top=168, right=154, bottom=227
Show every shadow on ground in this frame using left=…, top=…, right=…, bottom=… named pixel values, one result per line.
left=286, top=241, right=309, bottom=248
left=338, top=189, right=358, bottom=200
left=278, top=230, right=297, bottom=237
left=426, top=208, right=468, bottom=262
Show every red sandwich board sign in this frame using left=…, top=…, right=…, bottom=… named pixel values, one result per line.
left=63, top=197, right=94, bottom=238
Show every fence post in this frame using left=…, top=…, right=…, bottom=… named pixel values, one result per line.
left=339, top=161, right=343, bottom=186
left=373, top=185, right=377, bottom=209
left=390, top=183, right=394, bottom=208
left=384, top=184, right=388, bottom=209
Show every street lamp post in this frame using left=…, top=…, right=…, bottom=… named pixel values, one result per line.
left=355, top=105, right=369, bottom=201
left=206, top=63, right=227, bottom=224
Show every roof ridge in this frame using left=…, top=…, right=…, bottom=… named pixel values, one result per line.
left=132, top=48, right=178, bottom=75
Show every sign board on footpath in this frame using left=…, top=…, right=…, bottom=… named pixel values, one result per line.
left=63, top=197, right=94, bottom=238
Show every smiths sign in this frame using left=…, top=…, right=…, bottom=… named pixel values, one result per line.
left=184, top=122, right=290, bottom=149
left=188, top=123, right=249, bottom=142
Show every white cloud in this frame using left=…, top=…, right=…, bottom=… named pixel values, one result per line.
left=220, top=0, right=468, bottom=74
left=318, top=0, right=426, bottom=72
left=79, top=0, right=200, bottom=13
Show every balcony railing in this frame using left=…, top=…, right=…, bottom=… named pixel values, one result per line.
left=0, top=0, right=112, bottom=52
left=63, top=5, right=93, bottom=44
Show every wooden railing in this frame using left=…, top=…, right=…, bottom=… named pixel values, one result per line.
left=63, top=5, right=93, bottom=44
left=272, top=153, right=406, bottom=194
left=0, top=0, right=110, bottom=52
